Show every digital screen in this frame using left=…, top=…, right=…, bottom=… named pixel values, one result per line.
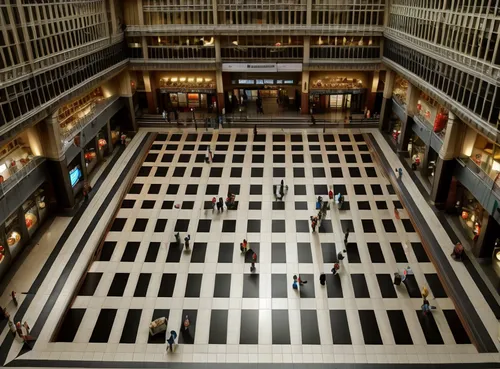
left=284, top=80, right=294, bottom=84
left=276, top=80, right=283, bottom=84
left=69, top=166, right=82, bottom=187
left=256, top=80, right=264, bottom=85
left=238, top=79, right=255, bottom=84
left=264, top=79, right=274, bottom=84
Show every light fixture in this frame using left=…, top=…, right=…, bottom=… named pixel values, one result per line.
left=188, top=78, right=194, bottom=82
left=171, top=77, right=178, bottom=82
left=495, top=248, right=500, bottom=261
left=318, top=36, right=324, bottom=45
left=180, top=77, right=186, bottom=82
left=196, top=78, right=203, bottom=82
left=157, top=36, right=161, bottom=43
left=205, top=78, right=212, bottom=82
left=232, top=40, right=239, bottom=46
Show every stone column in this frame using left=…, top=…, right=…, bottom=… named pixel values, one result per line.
left=119, top=71, right=138, bottom=130
left=106, top=119, right=114, bottom=153
left=430, top=112, right=460, bottom=207
left=379, top=69, right=394, bottom=131
left=301, top=71, right=310, bottom=114
left=398, top=83, right=419, bottom=152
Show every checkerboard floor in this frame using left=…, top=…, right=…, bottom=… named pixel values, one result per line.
left=55, top=130, right=476, bottom=362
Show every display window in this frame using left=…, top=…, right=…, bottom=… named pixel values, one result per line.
left=58, top=87, right=104, bottom=137
left=23, top=198, right=39, bottom=236
left=392, top=75, right=408, bottom=105
left=457, top=189, right=483, bottom=241
left=0, top=137, right=35, bottom=183
left=5, top=213, right=22, bottom=253
left=84, top=145, right=98, bottom=174
left=469, top=135, right=500, bottom=182
left=34, top=187, right=48, bottom=223
left=408, top=136, right=425, bottom=171
left=389, top=114, right=402, bottom=144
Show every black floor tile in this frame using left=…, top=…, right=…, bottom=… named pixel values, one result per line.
left=387, top=310, right=413, bottom=344
left=247, top=219, right=261, bottom=233
left=358, top=144, right=369, bottom=151
left=216, top=144, right=228, bottom=151
left=249, top=184, right=262, bottom=195
left=411, top=242, right=430, bottom=262
left=128, top=182, right=144, bottom=195
left=148, top=309, right=170, bottom=343
left=376, top=274, right=397, bottom=298
left=295, top=220, right=309, bottom=233
left=416, top=310, right=444, bottom=344
left=328, top=154, right=340, bottom=163
left=185, top=184, right=198, bottom=195
left=309, top=144, right=321, bottom=151
left=108, top=273, right=129, bottom=296
left=185, top=274, right=202, bottom=297
left=240, top=310, right=259, bottom=344
left=357, top=201, right=371, bottom=210
left=339, top=134, right=350, bottom=142
left=271, top=274, right=288, bottom=298
left=295, top=201, right=308, bottom=210
left=251, top=168, right=263, bottom=177
left=323, top=134, right=335, bottom=142
left=209, top=310, right=228, bottom=344
left=218, top=133, right=231, bottom=142
left=292, top=154, right=304, bottom=163
left=162, top=153, right=174, bottom=163
left=154, top=219, right=167, bottom=232
left=134, top=273, right=151, bottom=297
left=273, top=145, right=286, bottom=151
left=253, top=133, right=266, bottom=142
left=151, top=144, right=163, bottom=150
left=326, top=274, right=343, bottom=298
left=273, top=167, right=286, bottom=177
left=382, top=219, right=397, bottom=233
left=349, top=167, right=361, bottom=177
left=141, top=200, right=155, bottom=209
left=205, top=184, right=219, bottom=195
left=314, top=184, right=328, bottom=195
left=186, top=133, right=198, bottom=142
left=425, top=274, right=447, bottom=298
left=272, top=309, right=291, bottom=344
left=402, top=219, right=416, bottom=232
left=345, top=154, right=357, bottom=163
left=234, top=133, right=248, bottom=142
left=376, top=201, right=388, bottom=210
left=178, top=154, right=191, bottom=163
left=166, top=243, right=182, bottom=262
left=201, top=133, right=212, bottom=142
left=184, top=144, right=196, bottom=151
left=301, top=310, right=320, bottom=344
left=222, top=220, right=236, bottom=232
left=361, top=154, right=373, bottom=163
left=341, top=144, right=353, bottom=151
left=340, top=201, right=351, bottom=210
left=166, top=184, right=179, bottom=195
left=346, top=243, right=361, bottom=263
left=272, top=243, right=286, bottom=263
left=121, top=199, right=136, bottom=209
left=330, top=310, right=351, bottom=344
left=341, top=219, right=354, bottom=233
left=121, top=242, right=140, bottom=262
left=189, top=243, right=206, bottom=263
left=197, top=219, right=212, bottom=233
left=120, top=309, right=142, bottom=343
left=291, top=134, right=303, bottom=142
left=273, top=202, right=285, bottom=210
left=162, top=201, right=174, bottom=209
left=230, top=167, right=242, bottom=177
left=249, top=201, right=262, bottom=210
left=173, top=167, right=186, bottom=177
left=272, top=219, right=285, bottom=232
left=89, top=309, right=117, bottom=343
left=299, top=274, right=315, bottom=298
left=371, top=184, right=383, bottom=195
left=297, top=243, right=313, bottom=263
left=325, top=144, right=336, bottom=151
left=214, top=274, right=231, bottom=297
left=351, top=274, right=370, bottom=298
left=158, top=274, right=176, bottom=297
left=182, top=201, right=195, bottom=210
left=394, top=200, right=404, bottom=209
left=234, top=144, right=246, bottom=152
left=145, top=242, right=160, bottom=262
left=138, top=166, right=152, bottom=177
left=293, top=167, right=305, bottom=177
left=194, top=154, right=205, bottom=163
left=367, top=243, right=385, bottom=263
left=404, top=275, right=422, bottom=298
left=99, top=242, right=116, bottom=261
left=110, top=218, right=126, bottom=231
left=294, top=185, right=307, bottom=195
left=252, top=154, right=265, bottom=163
left=147, top=184, right=161, bottom=195
left=307, top=134, right=319, bottom=142
left=243, top=274, right=259, bottom=298
left=165, top=144, right=178, bottom=150
left=353, top=134, right=364, bottom=142
left=354, top=184, right=367, bottom=195
left=443, top=310, right=471, bottom=344
left=321, top=242, right=337, bottom=263
left=209, top=167, right=223, bottom=177
left=387, top=184, right=396, bottom=194
left=273, top=154, right=285, bottom=163
left=390, top=242, right=408, bottom=263
left=311, top=154, right=323, bottom=163
left=365, top=167, right=377, bottom=177
left=174, top=219, right=190, bottom=232
left=359, top=310, right=383, bottom=344
left=292, top=145, right=303, bottom=151
left=78, top=273, right=102, bottom=296
left=212, top=154, right=226, bottom=163
left=55, top=309, right=85, bottom=342
left=218, top=243, right=234, bottom=263
left=245, top=243, right=260, bottom=263
left=362, top=219, right=376, bottom=233
left=273, top=134, right=285, bottom=142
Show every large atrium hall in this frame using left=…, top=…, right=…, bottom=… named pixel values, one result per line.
left=0, top=1, right=499, bottom=368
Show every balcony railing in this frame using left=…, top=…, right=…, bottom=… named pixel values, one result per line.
left=221, top=46, right=303, bottom=59
left=148, top=46, right=216, bottom=59
left=60, top=95, right=121, bottom=149
left=0, top=156, right=46, bottom=199
left=457, top=157, right=500, bottom=203
left=310, top=45, right=380, bottom=59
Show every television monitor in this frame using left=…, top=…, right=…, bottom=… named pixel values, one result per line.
left=69, top=166, right=82, bottom=187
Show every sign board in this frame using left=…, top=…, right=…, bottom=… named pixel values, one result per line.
left=222, top=63, right=303, bottom=73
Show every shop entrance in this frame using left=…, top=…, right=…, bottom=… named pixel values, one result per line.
left=156, top=90, right=217, bottom=113
left=310, top=92, right=363, bottom=115
left=229, top=87, right=300, bottom=115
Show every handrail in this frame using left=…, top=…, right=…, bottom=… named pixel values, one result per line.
left=0, top=156, right=46, bottom=198
left=458, top=157, right=500, bottom=200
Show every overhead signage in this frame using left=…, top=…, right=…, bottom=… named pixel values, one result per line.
left=264, top=79, right=274, bottom=84
left=256, top=80, right=264, bottom=85
left=238, top=79, right=255, bottom=84
left=222, top=63, right=303, bottom=72
left=284, top=80, right=294, bottom=84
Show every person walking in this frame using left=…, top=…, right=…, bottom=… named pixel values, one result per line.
left=319, top=273, right=326, bottom=286
left=211, top=197, right=217, bottom=211
left=331, top=263, right=340, bottom=276
left=218, top=197, right=224, bottom=212
left=11, top=291, right=17, bottom=306
left=421, top=286, right=429, bottom=299
left=344, top=231, right=349, bottom=246
left=311, top=217, right=317, bottom=232
left=208, top=146, right=213, bottom=162
left=7, top=315, right=16, bottom=337
left=175, top=232, right=181, bottom=248
left=253, top=125, right=258, bottom=136
left=205, top=147, right=210, bottom=163
left=23, top=321, right=30, bottom=336
left=183, top=315, right=190, bottom=331
left=166, top=330, right=177, bottom=352
left=421, top=299, right=432, bottom=315
left=241, top=239, right=248, bottom=253
left=15, top=322, right=24, bottom=339
left=250, top=252, right=257, bottom=272
left=298, top=275, right=307, bottom=285
left=184, top=235, right=191, bottom=250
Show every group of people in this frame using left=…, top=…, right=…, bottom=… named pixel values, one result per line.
left=2, top=292, right=35, bottom=347
left=211, top=193, right=237, bottom=212
left=311, top=196, right=329, bottom=232
left=240, top=239, right=257, bottom=272
left=275, top=179, right=288, bottom=201
left=175, top=232, right=190, bottom=250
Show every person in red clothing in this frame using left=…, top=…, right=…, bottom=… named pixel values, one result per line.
left=328, top=188, right=334, bottom=200
left=251, top=252, right=257, bottom=272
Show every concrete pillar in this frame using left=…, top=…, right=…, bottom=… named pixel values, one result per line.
left=474, top=215, right=500, bottom=258
left=379, top=69, right=395, bottom=131
left=306, top=0, right=312, bottom=25
left=143, top=71, right=157, bottom=115
left=119, top=71, right=138, bottom=130
left=108, top=0, right=117, bottom=35
left=397, top=82, right=419, bottom=151
left=215, top=36, right=222, bottom=63
left=106, top=120, right=114, bottom=153
left=303, top=37, right=310, bottom=64
left=431, top=112, right=460, bottom=207
left=137, top=0, right=144, bottom=25
left=398, top=115, right=412, bottom=152
left=406, top=83, right=420, bottom=117
left=301, top=71, right=310, bottom=114
left=216, top=69, right=225, bottom=113
left=212, top=0, right=218, bottom=25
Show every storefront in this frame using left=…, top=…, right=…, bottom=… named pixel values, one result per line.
left=67, top=155, right=84, bottom=196
left=392, top=74, right=408, bottom=107
left=0, top=133, right=41, bottom=184
left=388, top=113, right=403, bottom=145
left=416, top=93, right=448, bottom=138
left=454, top=185, right=484, bottom=242
left=155, top=72, right=217, bottom=113
left=0, top=183, right=52, bottom=279
left=407, top=133, right=438, bottom=186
